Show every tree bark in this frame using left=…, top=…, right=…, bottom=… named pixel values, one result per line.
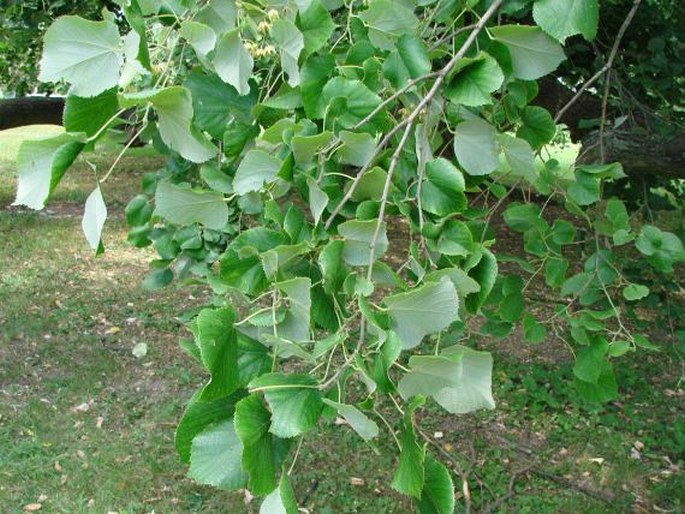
left=579, top=129, right=685, bottom=180
left=0, top=97, right=65, bottom=130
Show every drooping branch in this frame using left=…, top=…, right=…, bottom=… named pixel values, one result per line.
left=0, top=96, right=65, bottom=130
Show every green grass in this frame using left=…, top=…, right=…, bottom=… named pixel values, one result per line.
left=0, top=127, right=682, bottom=513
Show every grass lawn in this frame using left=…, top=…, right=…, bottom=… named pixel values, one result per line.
left=0, top=127, right=682, bottom=513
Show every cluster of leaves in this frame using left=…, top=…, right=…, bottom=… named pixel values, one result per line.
left=13, top=0, right=685, bottom=511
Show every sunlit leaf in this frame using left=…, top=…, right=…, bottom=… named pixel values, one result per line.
left=39, top=16, right=123, bottom=96
left=155, top=181, right=228, bottom=230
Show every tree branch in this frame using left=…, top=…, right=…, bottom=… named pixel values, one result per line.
left=554, top=0, right=642, bottom=125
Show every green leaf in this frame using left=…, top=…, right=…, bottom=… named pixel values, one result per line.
left=623, top=284, right=649, bottom=301
left=349, top=166, right=387, bottom=202
left=38, top=16, right=123, bottom=97
left=260, top=473, right=299, bottom=514
left=155, top=181, right=228, bottom=230
left=121, top=2, right=151, bottom=69
left=234, top=394, right=280, bottom=495
left=142, top=267, right=173, bottom=290
left=125, top=195, right=152, bottom=226
left=499, top=134, right=536, bottom=182
left=415, top=455, right=455, bottom=514
left=276, top=277, right=312, bottom=343
left=384, top=278, right=459, bottom=350
left=522, top=314, right=547, bottom=343
left=426, top=268, right=480, bottom=297
left=300, top=53, right=336, bottom=118
left=577, top=162, right=626, bottom=179
left=121, top=87, right=217, bottom=163
left=249, top=373, right=323, bottom=438
left=188, top=419, right=247, bottom=491
left=465, top=248, right=498, bottom=313
left=214, top=30, right=253, bottom=96
left=237, top=332, right=273, bottom=386
left=393, top=33, right=432, bottom=80
left=233, top=150, right=282, bottom=195
left=446, top=52, right=504, bottom=106
left=490, top=25, right=566, bottom=80
left=322, top=399, right=379, bottom=441
left=180, top=21, right=217, bottom=59
left=271, top=20, right=305, bottom=87
left=533, top=0, right=599, bottom=43
left=224, top=120, right=260, bottom=157
left=196, top=307, right=240, bottom=400
left=297, top=0, right=336, bottom=54
left=221, top=228, right=288, bottom=294
left=574, top=337, right=608, bottom=383
left=552, top=219, right=576, bottom=245
left=64, top=89, right=119, bottom=138
left=398, top=345, right=495, bottom=414
left=13, top=133, right=85, bottom=210
left=338, top=131, right=377, bottom=167
left=391, top=423, right=425, bottom=498
left=453, top=118, right=500, bottom=176
left=517, top=106, right=556, bottom=149
left=185, top=70, right=256, bottom=138
left=635, top=225, right=685, bottom=274
left=420, top=158, right=467, bottom=217
left=574, top=360, right=618, bottom=403
left=360, top=0, right=419, bottom=50
left=503, top=203, right=546, bottom=233
left=605, top=198, right=630, bottom=232
left=561, top=272, right=592, bottom=296
left=322, top=77, right=381, bottom=128
left=319, top=240, right=348, bottom=294
left=81, top=186, right=107, bottom=251
left=608, top=340, right=631, bottom=358
left=544, top=257, right=569, bottom=287
left=634, top=334, right=660, bottom=351
left=195, top=0, right=237, bottom=35
left=338, top=219, right=389, bottom=267
left=397, top=34, right=431, bottom=77
left=176, top=391, right=239, bottom=463
left=307, top=178, right=329, bottom=226
left=613, top=229, right=634, bottom=246
left=568, top=171, right=601, bottom=206
left=292, top=131, right=333, bottom=167
left=200, top=163, right=233, bottom=194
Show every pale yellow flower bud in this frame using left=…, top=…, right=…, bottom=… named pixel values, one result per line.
left=258, top=20, right=271, bottom=33
left=267, top=9, right=279, bottom=21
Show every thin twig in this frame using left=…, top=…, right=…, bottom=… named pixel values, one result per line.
left=366, top=120, right=415, bottom=281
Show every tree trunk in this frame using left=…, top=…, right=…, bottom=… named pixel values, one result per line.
left=0, top=97, right=65, bottom=130
left=579, top=129, right=685, bottom=180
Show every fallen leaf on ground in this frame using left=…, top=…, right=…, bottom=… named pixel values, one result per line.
left=132, top=342, right=148, bottom=358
